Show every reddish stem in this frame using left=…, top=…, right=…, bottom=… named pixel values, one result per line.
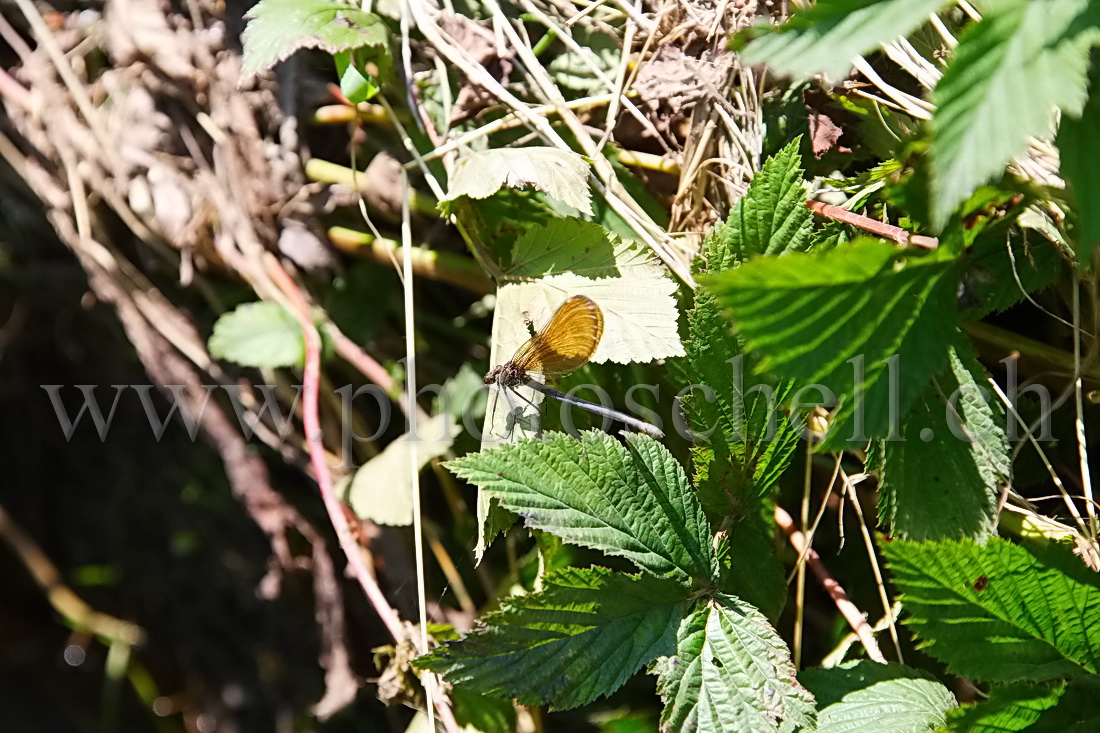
left=806, top=200, right=939, bottom=250
left=775, top=505, right=886, bottom=663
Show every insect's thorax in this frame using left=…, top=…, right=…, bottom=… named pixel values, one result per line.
left=484, top=361, right=529, bottom=388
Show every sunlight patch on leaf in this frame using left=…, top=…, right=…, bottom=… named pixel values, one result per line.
left=503, top=218, right=665, bottom=280
left=444, top=148, right=593, bottom=216
left=208, top=301, right=304, bottom=368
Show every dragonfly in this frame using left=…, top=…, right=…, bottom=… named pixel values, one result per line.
left=484, top=295, right=664, bottom=439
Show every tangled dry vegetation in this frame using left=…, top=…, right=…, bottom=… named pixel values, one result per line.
left=0, top=0, right=787, bottom=724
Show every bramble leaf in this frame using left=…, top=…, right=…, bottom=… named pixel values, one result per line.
left=704, top=239, right=959, bottom=450
left=653, top=594, right=815, bottom=732
left=444, top=148, right=593, bottom=216
left=873, top=339, right=1007, bottom=541
left=738, top=0, right=952, bottom=80
left=416, top=566, right=690, bottom=709
left=884, top=537, right=1100, bottom=682
left=930, top=0, right=1100, bottom=227
left=450, top=431, right=717, bottom=582
left=800, top=660, right=956, bottom=733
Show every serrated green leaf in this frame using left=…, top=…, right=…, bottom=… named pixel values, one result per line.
left=683, top=290, right=801, bottom=508
left=652, top=594, right=816, bottom=733
left=702, top=137, right=814, bottom=264
left=451, top=685, right=517, bottom=733
left=208, top=301, right=304, bottom=368
left=450, top=431, right=717, bottom=582
left=738, top=0, right=952, bottom=80
left=444, top=148, right=593, bottom=216
left=944, top=682, right=1066, bottom=732
left=1028, top=675, right=1100, bottom=732
left=930, top=0, right=1100, bottom=227
left=874, top=339, right=1006, bottom=541
left=801, top=660, right=956, bottom=733
left=884, top=537, right=1100, bottom=682
left=1056, top=66, right=1100, bottom=270
left=415, top=567, right=690, bottom=710
left=703, top=239, right=959, bottom=449
left=241, top=0, right=390, bottom=74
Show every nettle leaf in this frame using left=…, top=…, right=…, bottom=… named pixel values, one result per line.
left=703, top=239, right=959, bottom=450
left=930, top=0, right=1100, bottom=227
left=702, top=137, right=814, bottom=264
left=684, top=290, right=800, bottom=508
left=242, top=0, right=390, bottom=75
left=450, top=431, right=717, bottom=582
left=944, top=682, right=1066, bottom=732
left=1056, top=66, right=1100, bottom=270
left=209, top=301, right=304, bottom=368
left=652, top=594, right=816, bottom=733
left=415, top=566, right=690, bottom=710
left=874, top=338, right=1006, bottom=541
left=343, top=413, right=457, bottom=526
left=444, top=148, right=593, bottom=217
left=738, top=0, right=953, bottom=80
left=884, top=537, right=1100, bottom=682
left=800, top=660, right=956, bottom=733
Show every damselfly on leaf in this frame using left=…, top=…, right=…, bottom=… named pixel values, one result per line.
left=484, top=295, right=663, bottom=440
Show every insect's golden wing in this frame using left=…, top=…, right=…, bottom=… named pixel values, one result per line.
left=512, top=295, right=604, bottom=378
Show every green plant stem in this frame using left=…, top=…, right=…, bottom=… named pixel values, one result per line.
left=305, top=159, right=439, bottom=218
left=531, top=27, right=556, bottom=56
left=327, top=226, right=493, bottom=295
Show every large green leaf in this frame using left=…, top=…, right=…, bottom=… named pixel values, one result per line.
left=415, top=567, right=689, bottom=709
left=944, top=682, right=1067, bottom=732
left=449, top=431, right=717, bottom=582
left=1028, top=675, right=1100, bottom=731
left=930, top=0, right=1100, bottom=227
left=241, top=0, right=390, bottom=74
left=738, top=0, right=953, bottom=80
left=704, top=239, right=959, bottom=450
left=652, top=594, right=816, bottom=733
left=801, top=661, right=956, bottom=733
left=884, top=537, right=1100, bottom=682
left=874, top=339, right=1006, bottom=541
left=1056, top=65, right=1100, bottom=270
